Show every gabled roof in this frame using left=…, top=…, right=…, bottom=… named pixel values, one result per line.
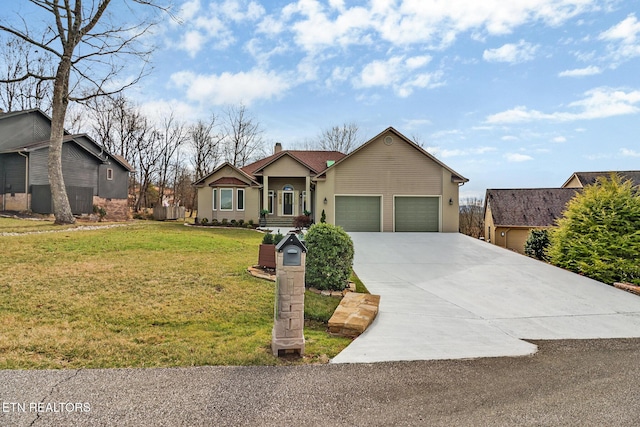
left=485, top=188, right=580, bottom=228
left=193, top=161, right=260, bottom=187
left=241, top=150, right=346, bottom=176
left=0, top=133, right=134, bottom=172
left=562, top=171, right=640, bottom=188
left=313, top=126, right=469, bottom=183
left=209, top=177, right=250, bottom=187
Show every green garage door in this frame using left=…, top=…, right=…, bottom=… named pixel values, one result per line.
left=395, top=197, right=439, bottom=232
left=335, top=196, right=381, bottom=232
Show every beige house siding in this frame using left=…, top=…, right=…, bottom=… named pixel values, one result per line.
left=563, top=175, right=582, bottom=188
left=196, top=164, right=254, bottom=223
left=484, top=204, right=496, bottom=244
left=262, top=155, right=310, bottom=177
left=493, top=227, right=531, bottom=254
left=441, top=169, right=460, bottom=232
left=328, top=131, right=457, bottom=232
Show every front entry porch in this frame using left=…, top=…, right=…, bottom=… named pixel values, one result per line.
left=260, top=177, right=313, bottom=227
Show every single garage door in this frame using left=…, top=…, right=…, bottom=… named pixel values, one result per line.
left=395, top=197, right=439, bottom=232
left=335, top=196, right=381, bottom=232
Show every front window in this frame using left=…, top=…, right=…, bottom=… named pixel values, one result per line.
left=237, top=189, right=245, bottom=211
left=220, top=189, right=233, bottom=211
left=106, top=168, right=113, bottom=181
left=212, top=189, right=217, bottom=210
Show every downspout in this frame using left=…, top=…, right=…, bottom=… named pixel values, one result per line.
left=18, top=151, right=29, bottom=210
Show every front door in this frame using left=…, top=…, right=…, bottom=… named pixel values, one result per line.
left=283, top=191, right=294, bottom=215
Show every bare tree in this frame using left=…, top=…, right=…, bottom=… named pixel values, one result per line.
left=223, top=104, right=265, bottom=167
left=156, top=112, right=189, bottom=207
left=190, top=115, right=224, bottom=180
left=317, top=122, right=361, bottom=153
left=133, top=124, right=163, bottom=212
left=0, top=0, right=163, bottom=224
left=459, top=197, right=484, bottom=238
left=0, top=37, right=54, bottom=112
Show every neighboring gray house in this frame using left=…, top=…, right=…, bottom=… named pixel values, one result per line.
left=0, top=109, right=132, bottom=220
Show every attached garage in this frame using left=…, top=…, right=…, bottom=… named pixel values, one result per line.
left=394, top=196, right=440, bottom=232
left=335, top=195, right=381, bottom=232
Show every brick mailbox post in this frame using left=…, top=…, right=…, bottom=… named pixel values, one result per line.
left=272, top=233, right=307, bottom=357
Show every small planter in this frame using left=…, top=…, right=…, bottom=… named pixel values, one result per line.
left=258, top=244, right=276, bottom=269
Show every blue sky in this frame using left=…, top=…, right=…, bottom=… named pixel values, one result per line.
left=138, top=1, right=638, bottom=198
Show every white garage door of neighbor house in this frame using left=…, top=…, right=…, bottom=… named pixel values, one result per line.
left=335, top=196, right=381, bottom=232
left=395, top=196, right=440, bottom=232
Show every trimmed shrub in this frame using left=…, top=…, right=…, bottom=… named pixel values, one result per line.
left=273, top=232, right=285, bottom=246
left=293, top=214, right=313, bottom=230
left=200, top=217, right=209, bottom=225
left=547, top=174, right=640, bottom=285
left=320, top=209, right=326, bottom=223
left=305, top=223, right=354, bottom=291
left=524, top=229, right=550, bottom=261
left=262, top=233, right=274, bottom=245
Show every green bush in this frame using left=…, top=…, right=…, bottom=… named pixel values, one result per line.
left=547, top=174, right=640, bottom=285
left=273, top=232, right=285, bottom=246
left=320, top=209, right=326, bottom=223
left=524, top=229, right=550, bottom=261
left=305, top=223, right=354, bottom=291
left=262, top=233, right=274, bottom=245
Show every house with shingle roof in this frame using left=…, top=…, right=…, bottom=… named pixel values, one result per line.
left=562, top=171, right=640, bottom=189
left=195, top=127, right=468, bottom=232
left=484, top=188, right=580, bottom=253
left=0, top=109, right=133, bottom=220
left=484, top=170, right=639, bottom=253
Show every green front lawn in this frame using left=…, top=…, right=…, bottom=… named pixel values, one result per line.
left=0, top=221, right=351, bottom=369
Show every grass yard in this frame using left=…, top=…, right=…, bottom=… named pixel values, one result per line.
left=0, top=220, right=351, bottom=369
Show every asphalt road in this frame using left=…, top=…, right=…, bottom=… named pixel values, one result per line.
left=2, top=339, right=640, bottom=426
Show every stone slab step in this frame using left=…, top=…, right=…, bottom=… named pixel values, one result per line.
left=328, top=293, right=381, bottom=338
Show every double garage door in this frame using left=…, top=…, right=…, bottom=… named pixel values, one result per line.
left=335, top=196, right=439, bottom=232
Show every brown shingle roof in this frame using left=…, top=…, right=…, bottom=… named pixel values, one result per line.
left=565, top=171, right=640, bottom=188
left=485, top=188, right=581, bottom=227
left=209, top=177, right=250, bottom=187
left=241, top=150, right=346, bottom=176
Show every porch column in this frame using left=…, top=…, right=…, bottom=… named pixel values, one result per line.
left=262, top=175, right=269, bottom=213
left=305, top=176, right=311, bottom=215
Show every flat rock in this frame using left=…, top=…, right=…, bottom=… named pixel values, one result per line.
left=328, top=293, right=380, bottom=338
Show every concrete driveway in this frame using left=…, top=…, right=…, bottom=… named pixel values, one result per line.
left=332, top=233, right=640, bottom=363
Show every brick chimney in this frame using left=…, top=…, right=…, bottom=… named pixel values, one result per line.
left=274, top=142, right=282, bottom=154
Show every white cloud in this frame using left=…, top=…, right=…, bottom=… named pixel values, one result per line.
left=504, top=153, right=533, bottom=162
left=170, top=69, right=293, bottom=106
left=501, top=135, right=518, bottom=141
left=221, top=0, right=265, bottom=22
left=599, top=14, right=640, bottom=44
left=486, top=87, right=640, bottom=123
left=558, top=65, right=602, bottom=77
left=552, top=136, right=567, bottom=143
left=483, top=40, right=538, bottom=63
left=427, top=145, right=497, bottom=158
left=355, top=55, right=440, bottom=97
left=620, top=148, right=640, bottom=157
left=598, top=14, right=640, bottom=64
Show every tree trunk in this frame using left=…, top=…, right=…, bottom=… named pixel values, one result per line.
left=48, top=57, right=75, bottom=225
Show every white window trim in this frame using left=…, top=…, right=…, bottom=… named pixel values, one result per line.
left=237, top=188, right=245, bottom=211
left=268, top=190, right=275, bottom=215
left=220, top=188, right=233, bottom=211
left=106, top=168, right=114, bottom=181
